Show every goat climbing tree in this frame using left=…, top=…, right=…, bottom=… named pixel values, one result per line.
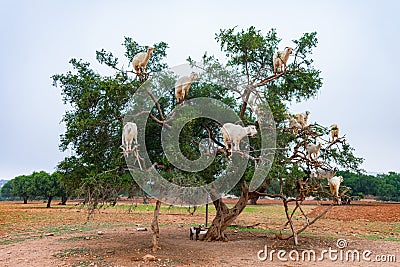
left=53, top=27, right=363, bottom=249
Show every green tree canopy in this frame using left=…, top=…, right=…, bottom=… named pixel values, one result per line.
left=0, top=180, right=16, bottom=200
left=32, top=171, right=64, bottom=208
left=11, top=175, right=34, bottom=204
left=340, top=171, right=400, bottom=201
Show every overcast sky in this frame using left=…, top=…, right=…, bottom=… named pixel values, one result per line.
left=0, top=0, right=399, bottom=180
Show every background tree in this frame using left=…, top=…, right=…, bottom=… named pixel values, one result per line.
left=32, top=171, right=63, bottom=208
left=11, top=175, right=34, bottom=204
left=0, top=180, right=16, bottom=200
left=2, top=171, right=66, bottom=206
left=340, top=171, right=400, bottom=201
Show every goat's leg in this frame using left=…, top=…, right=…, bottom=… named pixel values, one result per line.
left=225, top=143, right=231, bottom=159
left=232, top=142, right=236, bottom=151
left=185, top=90, right=189, bottom=101
left=233, top=140, right=239, bottom=151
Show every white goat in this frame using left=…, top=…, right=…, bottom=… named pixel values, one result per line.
left=273, top=47, right=293, bottom=73
left=306, top=143, right=322, bottom=160
left=221, top=123, right=257, bottom=153
left=295, top=111, right=310, bottom=128
left=132, top=46, right=154, bottom=75
left=287, top=115, right=302, bottom=134
left=175, top=72, right=198, bottom=104
left=328, top=175, right=344, bottom=203
left=122, top=122, right=138, bottom=152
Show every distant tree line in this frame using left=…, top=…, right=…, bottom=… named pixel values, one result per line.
left=0, top=171, right=145, bottom=207
left=339, top=171, right=400, bottom=201
left=1, top=170, right=399, bottom=205
left=0, top=171, right=67, bottom=208
left=237, top=170, right=400, bottom=202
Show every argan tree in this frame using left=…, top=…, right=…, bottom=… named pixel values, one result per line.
left=32, top=171, right=63, bottom=208
left=10, top=175, right=34, bottom=204
left=53, top=27, right=362, bottom=249
left=4, top=171, right=66, bottom=207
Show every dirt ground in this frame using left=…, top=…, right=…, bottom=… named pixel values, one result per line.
left=0, top=200, right=399, bottom=267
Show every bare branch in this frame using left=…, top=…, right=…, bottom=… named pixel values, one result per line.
left=148, top=113, right=171, bottom=128
left=255, top=73, right=282, bottom=87
left=146, top=87, right=165, bottom=121
left=204, top=125, right=225, bottom=148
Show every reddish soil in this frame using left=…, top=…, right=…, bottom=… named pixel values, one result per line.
left=0, top=200, right=399, bottom=267
left=309, top=203, right=400, bottom=222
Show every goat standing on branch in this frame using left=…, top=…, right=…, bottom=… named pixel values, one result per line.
left=287, top=114, right=302, bottom=134
left=330, top=124, right=339, bottom=142
left=328, top=175, right=344, bottom=204
left=273, top=47, right=293, bottom=73
left=221, top=123, right=257, bottom=159
left=295, top=111, right=310, bottom=128
left=121, top=122, right=138, bottom=153
left=132, top=46, right=154, bottom=77
left=175, top=72, right=198, bottom=104
left=306, top=143, right=322, bottom=160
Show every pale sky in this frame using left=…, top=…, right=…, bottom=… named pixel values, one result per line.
left=0, top=0, right=399, bottom=180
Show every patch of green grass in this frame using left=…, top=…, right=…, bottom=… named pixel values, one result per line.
left=360, top=234, right=400, bottom=242
left=386, top=222, right=400, bottom=233
left=0, top=221, right=138, bottom=245
left=227, top=225, right=278, bottom=234
left=0, top=236, right=31, bottom=245
left=72, top=260, right=92, bottom=267
left=86, top=202, right=316, bottom=222
left=381, top=228, right=400, bottom=234
left=107, top=202, right=218, bottom=214
left=242, top=204, right=282, bottom=213
left=53, top=248, right=108, bottom=267
left=53, top=248, right=93, bottom=259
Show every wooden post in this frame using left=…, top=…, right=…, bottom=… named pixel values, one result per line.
left=205, top=203, right=208, bottom=227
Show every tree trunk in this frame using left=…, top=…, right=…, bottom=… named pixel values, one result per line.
left=23, top=196, right=28, bottom=204
left=46, top=196, right=53, bottom=208
left=151, top=200, right=161, bottom=251
left=248, top=177, right=271, bottom=205
left=204, top=182, right=249, bottom=241
left=249, top=195, right=259, bottom=205
left=61, top=195, right=68, bottom=205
